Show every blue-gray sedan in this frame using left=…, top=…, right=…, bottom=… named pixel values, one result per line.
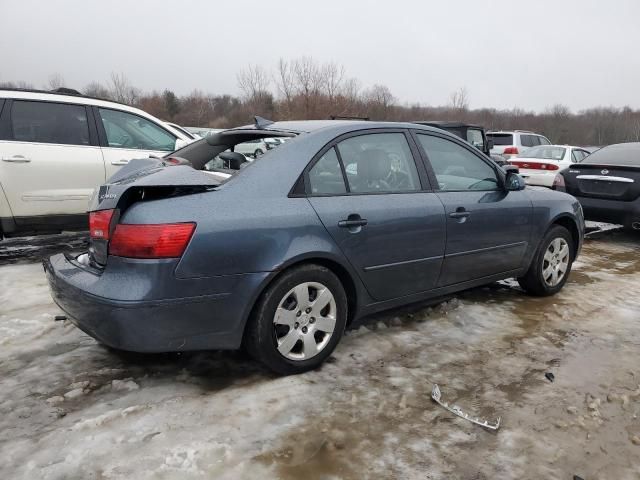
left=44, top=120, right=584, bottom=374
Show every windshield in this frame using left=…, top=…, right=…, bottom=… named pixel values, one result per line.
left=581, top=143, right=640, bottom=166
left=519, top=146, right=566, bottom=160
left=487, top=133, right=513, bottom=145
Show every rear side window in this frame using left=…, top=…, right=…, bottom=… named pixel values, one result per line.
left=98, top=108, right=176, bottom=151
left=538, top=136, right=551, bottom=145
left=308, top=147, right=347, bottom=195
left=337, top=133, right=421, bottom=193
left=520, top=135, right=536, bottom=147
left=10, top=100, right=90, bottom=146
left=487, top=133, right=513, bottom=146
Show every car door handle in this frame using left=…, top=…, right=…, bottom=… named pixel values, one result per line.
left=2, top=155, right=31, bottom=163
left=338, top=217, right=368, bottom=228
left=111, top=159, right=130, bottom=166
left=448, top=211, right=470, bottom=219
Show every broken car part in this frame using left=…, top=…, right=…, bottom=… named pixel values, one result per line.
left=431, top=384, right=501, bottom=430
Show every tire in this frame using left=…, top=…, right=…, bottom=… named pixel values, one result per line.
left=254, top=149, right=264, bottom=158
left=244, top=264, right=347, bottom=375
left=518, top=225, right=574, bottom=296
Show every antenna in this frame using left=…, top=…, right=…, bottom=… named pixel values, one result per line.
left=254, top=116, right=274, bottom=129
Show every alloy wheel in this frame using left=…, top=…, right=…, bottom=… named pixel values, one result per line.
left=542, top=238, right=570, bottom=287
left=273, top=282, right=337, bottom=361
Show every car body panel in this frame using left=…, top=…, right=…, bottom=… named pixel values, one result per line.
left=308, top=193, right=446, bottom=300
left=435, top=189, right=533, bottom=285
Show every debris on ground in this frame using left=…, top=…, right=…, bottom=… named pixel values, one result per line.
left=431, top=384, right=501, bottom=430
left=545, top=372, right=555, bottom=382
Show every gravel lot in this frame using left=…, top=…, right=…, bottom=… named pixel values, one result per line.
left=1, top=228, right=639, bottom=479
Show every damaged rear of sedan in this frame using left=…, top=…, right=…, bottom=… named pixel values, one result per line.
left=45, top=119, right=584, bottom=374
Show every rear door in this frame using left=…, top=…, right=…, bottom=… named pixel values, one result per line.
left=413, top=131, right=532, bottom=287
left=0, top=99, right=105, bottom=220
left=93, top=106, right=178, bottom=180
left=306, top=130, right=446, bottom=301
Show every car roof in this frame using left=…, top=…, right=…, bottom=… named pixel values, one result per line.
left=413, top=120, right=484, bottom=129
left=229, top=119, right=445, bottom=135
left=0, top=88, right=158, bottom=119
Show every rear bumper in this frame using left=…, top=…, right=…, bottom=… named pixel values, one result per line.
left=576, top=195, right=640, bottom=227
left=43, top=253, right=269, bottom=352
left=520, top=171, right=555, bottom=187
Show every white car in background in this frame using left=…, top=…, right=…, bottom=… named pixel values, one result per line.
left=234, top=137, right=281, bottom=158
left=488, top=130, right=551, bottom=159
left=509, top=145, right=591, bottom=187
left=0, top=88, right=193, bottom=238
left=185, top=127, right=223, bottom=138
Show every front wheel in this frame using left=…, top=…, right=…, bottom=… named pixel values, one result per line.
left=244, top=264, right=347, bottom=375
left=254, top=149, right=264, bottom=158
left=518, top=225, right=574, bottom=296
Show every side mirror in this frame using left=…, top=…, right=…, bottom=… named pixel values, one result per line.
left=505, top=171, right=526, bottom=191
left=219, top=151, right=247, bottom=170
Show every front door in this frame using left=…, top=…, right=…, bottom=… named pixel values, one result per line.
left=414, top=132, right=532, bottom=287
left=0, top=99, right=105, bottom=222
left=306, top=131, right=446, bottom=301
left=93, top=107, right=177, bottom=180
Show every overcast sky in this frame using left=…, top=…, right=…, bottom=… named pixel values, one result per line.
left=1, top=0, right=639, bottom=112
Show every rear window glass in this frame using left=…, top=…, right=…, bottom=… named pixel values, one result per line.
left=581, top=144, right=640, bottom=166
left=487, top=134, right=513, bottom=145
left=520, top=146, right=566, bottom=160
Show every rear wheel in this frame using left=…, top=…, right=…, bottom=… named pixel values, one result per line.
left=518, top=225, right=574, bottom=296
left=245, top=264, right=347, bottom=375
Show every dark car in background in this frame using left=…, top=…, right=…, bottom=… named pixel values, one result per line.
left=554, top=142, right=640, bottom=230
left=413, top=121, right=492, bottom=155
left=45, top=120, right=584, bottom=375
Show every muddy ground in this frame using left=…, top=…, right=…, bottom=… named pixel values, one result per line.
left=0, top=228, right=639, bottom=479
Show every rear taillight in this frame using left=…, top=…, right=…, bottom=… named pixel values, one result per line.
left=89, top=209, right=115, bottom=240
left=503, top=147, right=519, bottom=155
left=552, top=174, right=566, bottom=191
left=109, top=223, right=196, bottom=259
left=511, top=161, right=559, bottom=171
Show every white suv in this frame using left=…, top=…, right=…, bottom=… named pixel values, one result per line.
left=0, top=89, right=193, bottom=238
left=487, top=130, right=551, bottom=159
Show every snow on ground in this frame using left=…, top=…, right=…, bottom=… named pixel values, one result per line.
left=1, top=230, right=640, bottom=479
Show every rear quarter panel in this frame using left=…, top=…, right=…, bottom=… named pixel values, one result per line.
left=119, top=188, right=354, bottom=280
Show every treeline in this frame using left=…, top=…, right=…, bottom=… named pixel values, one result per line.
left=3, top=59, right=640, bottom=146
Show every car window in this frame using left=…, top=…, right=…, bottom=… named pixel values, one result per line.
left=538, top=136, right=551, bottom=145
left=466, top=129, right=484, bottom=150
left=522, top=146, right=566, bottom=160
left=417, top=134, right=499, bottom=191
left=571, top=149, right=581, bottom=163
left=10, top=100, right=90, bottom=146
left=98, top=108, right=176, bottom=151
left=308, top=147, right=347, bottom=195
left=336, top=133, right=421, bottom=193
left=487, top=133, right=513, bottom=146
left=520, top=135, right=535, bottom=147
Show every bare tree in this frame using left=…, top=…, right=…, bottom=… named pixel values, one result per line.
left=322, top=62, right=345, bottom=101
left=449, top=87, right=469, bottom=111
left=47, top=73, right=66, bottom=90
left=237, top=65, right=270, bottom=101
left=84, top=81, right=112, bottom=100
left=109, top=72, right=140, bottom=105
